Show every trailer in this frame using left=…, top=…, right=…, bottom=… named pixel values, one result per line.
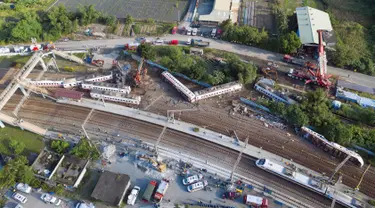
left=243, top=195, right=268, bottom=208
left=142, top=180, right=157, bottom=202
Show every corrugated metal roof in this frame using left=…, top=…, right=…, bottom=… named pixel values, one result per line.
left=54, top=89, right=83, bottom=100
left=199, top=0, right=233, bottom=23
left=337, top=79, right=375, bottom=95
left=296, top=7, right=333, bottom=45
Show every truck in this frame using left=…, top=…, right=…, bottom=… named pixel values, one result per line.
left=282, top=54, right=306, bottom=66
left=154, top=179, right=169, bottom=202
left=125, top=43, right=140, bottom=50
left=191, top=39, right=209, bottom=47
left=243, top=195, right=268, bottom=208
left=127, top=186, right=141, bottom=205
left=15, top=183, right=31, bottom=194
left=168, top=40, right=179, bottom=45
left=142, top=181, right=157, bottom=202
left=211, top=28, right=217, bottom=37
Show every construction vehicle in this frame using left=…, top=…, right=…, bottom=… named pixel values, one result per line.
left=261, top=62, right=278, bottom=81
left=287, top=30, right=331, bottom=88
left=283, top=54, right=305, bottom=66
left=85, top=29, right=106, bottom=38
left=137, top=154, right=166, bottom=172
left=142, top=181, right=157, bottom=202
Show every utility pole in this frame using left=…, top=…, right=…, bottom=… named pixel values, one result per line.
left=330, top=175, right=342, bottom=208
left=167, top=109, right=197, bottom=124
left=230, top=137, right=249, bottom=182
left=329, top=154, right=351, bottom=183
left=154, top=126, right=167, bottom=156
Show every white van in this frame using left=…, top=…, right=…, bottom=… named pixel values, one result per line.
left=211, top=28, right=217, bottom=37
left=192, top=28, right=198, bottom=36
left=182, top=174, right=203, bottom=185
left=127, top=186, right=141, bottom=205
left=13, top=193, right=28, bottom=204
left=16, top=183, right=31, bottom=194
left=187, top=180, right=208, bottom=192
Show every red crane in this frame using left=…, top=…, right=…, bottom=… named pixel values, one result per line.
left=305, top=30, right=331, bottom=88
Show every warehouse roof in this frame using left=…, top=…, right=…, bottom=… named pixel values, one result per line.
left=199, top=0, right=232, bottom=23
left=91, top=171, right=130, bottom=206
left=54, top=89, right=83, bottom=100
left=296, top=7, right=333, bottom=45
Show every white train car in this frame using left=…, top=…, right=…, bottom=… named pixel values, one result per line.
left=161, top=71, right=196, bottom=102
left=255, top=159, right=327, bottom=194
left=81, top=82, right=131, bottom=94
left=63, top=72, right=113, bottom=88
left=256, top=159, right=363, bottom=208
left=194, top=81, right=242, bottom=101
left=26, top=79, right=64, bottom=88
left=90, top=89, right=140, bottom=105
left=301, top=126, right=364, bottom=167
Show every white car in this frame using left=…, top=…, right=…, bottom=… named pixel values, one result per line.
left=16, top=183, right=31, bottom=194
left=127, top=186, right=141, bottom=205
left=13, top=193, right=27, bottom=204
left=182, top=174, right=203, bottom=185
left=15, top=204, right=24, bottom=208
left=192, top=28, right=198, bottom=36
left=153, top=39, right=164, bottom=45
left=187, top=180, right=208, bottom=192
left=41, top=193, right=62, bottom=206
left=186, top=38, right=192, bottom=45
left=186, top=28, right=192, bottom=35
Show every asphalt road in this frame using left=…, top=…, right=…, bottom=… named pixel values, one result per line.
left=54, top=34, right=375, bottom=88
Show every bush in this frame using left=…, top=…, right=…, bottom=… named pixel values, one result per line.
left=369, top=199, right=375, bottom=206
left=51, top=140, right=70, bottom=154
left=9, top=140, right=25, bottom=155
left=193, top=127, right=200, bottom=132
left=70, top=138, right=100, bottom=160
left=133, top=24, right=141, bottom=34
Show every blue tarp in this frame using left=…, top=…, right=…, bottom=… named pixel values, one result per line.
left=240, top=97, right=271, bottom=113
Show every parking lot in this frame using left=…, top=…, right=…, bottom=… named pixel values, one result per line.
left=4, top=190, right=73, bottom=208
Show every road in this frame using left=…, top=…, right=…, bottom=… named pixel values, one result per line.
left=54, top=34, right=375, bottom=88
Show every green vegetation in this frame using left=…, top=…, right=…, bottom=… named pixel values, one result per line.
left=0, top=3, right=116, bottom=44
left=9, top=140, right=26, bottom=155
left=0, top=156, right=35, bottom=188
left=263, top=89, right=375, bottom=153
left=193, top=127, right=200, bottom=132
left=369, top=199, right=375, bottom=206
left=51, top=140, right=70, bottom=154
left=146, top=46, right=257, bottom=85
left=0, top=125, right=43, bottom=155
left=70, top=138, right=100, bottom=160
left=334, top=103, right=375, bottom=127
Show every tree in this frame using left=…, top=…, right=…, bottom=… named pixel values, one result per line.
left=137, top=43, right=156, bottom=60
left=124, top=15, right=133, bottom=26
left=70, top=138, right=99, bottom=160
left=285, top=105, right=309, bottom=127
left=281, top=31, right=301, bottom=54
left=10, top=12, right=42, bottom=42
left=78, top=5, right=100, bottom=26
left=0, top=156, right=34, bottom=188
left=9, top=140, right=25, bottom=155
left=51, top=140, right=70, bottom=154
left=132, top=24, right=141, bottom=34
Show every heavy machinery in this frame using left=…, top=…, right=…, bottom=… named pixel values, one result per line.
left=287, top=30, right=331, bottom=88
left=261, top=62, right=278, bottom=81
left=138, top=154, right=166, bottom=172
left=92, top=60, right=104, bottom=67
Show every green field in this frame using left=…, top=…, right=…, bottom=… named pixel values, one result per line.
left=0, top=125, right=44, bottom=155
left=0, top=55, right=31, bottom=68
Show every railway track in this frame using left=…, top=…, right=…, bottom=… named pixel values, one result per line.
left=2, top=93, right=375, bottom=198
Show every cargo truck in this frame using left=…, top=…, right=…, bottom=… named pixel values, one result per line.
left=191, top=39, right=209, bottom=47
left=154, top=179, right=169, bottom=202
left=142, top=180, right=157, bottom=202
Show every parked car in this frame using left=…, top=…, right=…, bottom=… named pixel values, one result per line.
left=153, top=39, right=164, bottom=45
left=41, top=193, right=62, bottom=206
left=187, top=180, right=208, bottom=192
left=186, top=28, right=192, bottom=35
left=16, top=183, right=31, bottom=194
left=127, top=186, right=141, bottom=205
left=15, top=204, right=24, bottom=208
left=13, top=193, right=27, bottom=204
left=182, top=174, right=203, bottom=185
left=186, top=38, right=192, bottom=45
left=192, top=28, right=198, bottom=36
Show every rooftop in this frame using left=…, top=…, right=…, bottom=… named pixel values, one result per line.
left=54, top=156, right=89, bottom=187
left=296, top=7, right=333, bottom=45
left=337, top=79, right=375, bottom=95
left=199, top=0, right=232, bottom=23
left=32, top=150, right=62, bottom=179
left=194, top=81, right=242, bottom=95
left=91, top=171, right=131, bottom=206
left=90, top=89, right=140, bottom=100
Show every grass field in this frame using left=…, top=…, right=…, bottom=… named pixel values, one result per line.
left=0, top=125, right=44, bottom=155
left=0, top=55, right=31, bottom=68
left=56, top=0, right=188, bottom=22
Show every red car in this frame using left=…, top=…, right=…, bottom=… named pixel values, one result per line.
left=171, top=26, right=178, bottom=34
